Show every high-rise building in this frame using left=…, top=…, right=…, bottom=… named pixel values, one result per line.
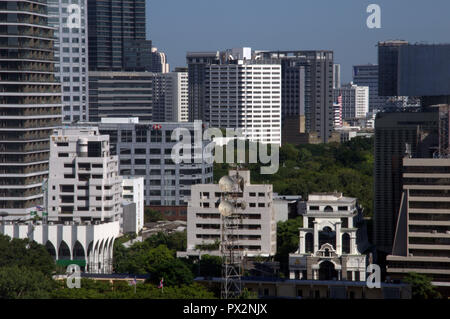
left=87, top=0, right=148, bottom=71
left=353, top=64, right=387, bottom=112
left=378, top=40, right=409, bottom=97
left=373, top=110, right=439, bottom=254
left=387, top=156, right=450, bottom=291
left=258, top=50, right=335, bottom=143
left=88, top=71, right=154, bottom=121
left=333, top=63, right=341, bottom=89
left=151, top=47, right=169, bottom=73
left=123, top=39, right=152, bottom=72
left=48, top=0, right=89, bottom=122
left=204, top=61, right=282, bottom=145
left=152, top=71, right=188, bottom=122
left=89, top=71, right=188, bottom=123
left=0, top=0, right=62, bottom=219
left=178, top=170, right=277, bottom=258
left=186, top=51, right=220, bottom=121
left=47, top=127, right=123, bottom=224
left=333, top=83, right=369, bottom=120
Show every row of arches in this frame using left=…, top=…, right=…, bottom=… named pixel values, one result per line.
left=45, top=238, right=116, bottom=274
left=304, top=231, right=351, bottom=254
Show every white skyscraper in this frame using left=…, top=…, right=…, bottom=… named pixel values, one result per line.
left=204, top=61, right=282, bottom=145
left=48, top=0, right=89, bottom=122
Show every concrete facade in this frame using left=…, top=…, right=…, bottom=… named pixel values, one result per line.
left=48, top=127, right=123, bottom=224
left=180, top=170, right=276, bottom=258
left=122, top=176, right=144, bottom=234
left=333, top=83, right=369, bottom=120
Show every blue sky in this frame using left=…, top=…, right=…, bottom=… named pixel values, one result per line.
left=147, top=0, right=450, bottom=82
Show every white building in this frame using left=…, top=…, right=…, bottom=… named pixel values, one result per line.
left=289, top=193, right=369, bottom=281
left=122, top=176, right=144, bottom=234
left=204, top=60, right=282, bottom=145
left=179, top=170, right=277, bottom=258
left=48, top=0, right=89, bottom=122
left=333, top=83, right=369, bottom=121
left=0, top=220, right=119, bottom=274
left=47, top=127, right=123, bottom=224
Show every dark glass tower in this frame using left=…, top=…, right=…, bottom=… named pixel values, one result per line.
left=87, top=0, right=148, bottom=71
left=0, top=0, right=62, bottom=218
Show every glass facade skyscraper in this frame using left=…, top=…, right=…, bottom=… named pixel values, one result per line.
left=87, top=0, right=148, bottom=71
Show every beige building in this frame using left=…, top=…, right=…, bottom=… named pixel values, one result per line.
left=178, top=170, right=277, bottom=258
left=289, top=193, right=369, bottom=281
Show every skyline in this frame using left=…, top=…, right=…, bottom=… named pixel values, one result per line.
left=147, top=0, right=450, bottom=82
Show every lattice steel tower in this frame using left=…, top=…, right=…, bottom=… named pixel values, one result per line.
left=218, top=170, right=246, bottom=299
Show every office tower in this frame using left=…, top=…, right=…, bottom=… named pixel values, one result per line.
left=88, top=71, right=154, bottom=121
left=388, top=156, right=450, bottom=289
left=259, top=51, right=335, bottom=143
left=123, top=39, right=152, bottom=72
left=333, top=63, right=341, bottom=89
left=186, top=51, right=220, bottom=121
left=289, top=192, right=369, bottom=281
left=333, top=83, right=369, bottom=120
left=48, top=127, right=123, bottom=224
left=152, top=71, right=188, bottom=122
left=204, top=61, right=282, bottom=145
left=87, top=0, right=148, bottom=71
left=0, top=0, right=62, bottom=219
left=151, top=47, right=169, bottom=73
left=47, top=0, right=89, bottom=123
left=378, top=40, right=409, bottom=97
left=373, top=110, right=439, bottom=254
left=353, top=64, right=387, bottom=112
left=96, top=118, right=214, bottom=206
left=178, top=170, right=276, bottom=258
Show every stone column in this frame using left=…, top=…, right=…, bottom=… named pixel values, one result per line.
left=335, top=222, right=341, bottom=254
left=351, top=232, right=357, bottom=254
left=299, top=231, right=305, bottom=254
left=313, top=222, right=319, bottom=252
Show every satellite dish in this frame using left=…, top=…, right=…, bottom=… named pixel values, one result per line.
left=218, top=200, right=234, bottom=217
left=219, top=175, right=235, bottom=192
left=240, top=201, right=247, bottom=210
left=233, top=174, right=245, bottom=192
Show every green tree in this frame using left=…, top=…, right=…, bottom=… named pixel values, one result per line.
left=0, top=266, right=55, bottom=299
left=403, top=272, right=441, bottom=299
left=0, top=234, right=55, bottom=276
left=275, top=217, right=303, bottom=275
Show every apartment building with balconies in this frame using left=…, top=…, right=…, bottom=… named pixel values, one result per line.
left=47, top=127, right=122, bottom=224
left=0, top=0, right=62, bottom=219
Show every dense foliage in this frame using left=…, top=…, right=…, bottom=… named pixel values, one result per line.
left=0, top=234, right=56, bottom=298
left=215, top=137, right=374, bottom=216
left=51, top=279, right=215, bottom=299
left=275, top=217, right=303, bottom=275
left=403, top=273, right=442, bottom=299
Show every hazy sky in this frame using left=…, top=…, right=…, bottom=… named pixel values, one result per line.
left=147, top=0, right=450, bottom=82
